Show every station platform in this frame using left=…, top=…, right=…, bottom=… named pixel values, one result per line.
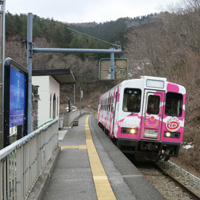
left=41, top=114, right=164, bottom=200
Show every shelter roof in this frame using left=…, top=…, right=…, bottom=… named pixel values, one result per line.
left=32, top=69, right=75, bottom=84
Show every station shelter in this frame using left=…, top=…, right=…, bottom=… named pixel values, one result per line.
left=32, top=69, right=75, bottom=127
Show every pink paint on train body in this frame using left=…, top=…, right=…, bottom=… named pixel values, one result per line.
left=145, top=116, right=159, bottom=128
left=183, top=94, right=186, bottom=105
left=166, top=118, right=180, bottom=132
left=116, top=113, right=141, bottom=139
left=167, top=82, right=179, bottom=93
left=159, top=83, right=186, bottom=144
left=106, top=86, right=119, bottom=136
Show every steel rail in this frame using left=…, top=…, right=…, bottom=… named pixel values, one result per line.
left=156, top=160, right=200, bottom=199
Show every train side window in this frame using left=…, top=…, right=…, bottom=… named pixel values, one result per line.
left=147, top=95, right=160, bottom=115
left=165, top=92, right=183, bottom=117
left=123, top=89, right=141, bottom=112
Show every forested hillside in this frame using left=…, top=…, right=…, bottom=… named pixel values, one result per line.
left=69, top=14, right=157, bottom=45
left=5, top=0, right=200, bottom=175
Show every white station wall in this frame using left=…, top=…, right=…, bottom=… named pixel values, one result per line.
left=32, top=76, right=60, bottom=127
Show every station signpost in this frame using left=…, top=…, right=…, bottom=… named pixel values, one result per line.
left=98, top=58, right=128, bottom=80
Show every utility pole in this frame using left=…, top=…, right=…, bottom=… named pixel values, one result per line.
left=0, top=0, right=5, bottom=149
left=27, top=13, right=33, bottom=134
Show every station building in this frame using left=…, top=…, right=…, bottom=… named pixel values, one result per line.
left=32, top=69, right=75, bottom=127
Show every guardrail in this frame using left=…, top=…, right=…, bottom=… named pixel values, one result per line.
left=68, top=110, right=86, bottom=126
left=60, top=109, right=87, bottom=128
left=0, top=119, right=59, bottom=200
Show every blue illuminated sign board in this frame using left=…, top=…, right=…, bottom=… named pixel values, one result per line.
left=9, top=67, right=26, bottom=127
left=4, top=58, right=28, bottom=147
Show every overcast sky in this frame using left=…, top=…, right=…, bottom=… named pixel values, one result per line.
left=6, top=0, right=181, bottom=23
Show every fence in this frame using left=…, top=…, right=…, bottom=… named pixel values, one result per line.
left=0, top=119, right=59, bottom=200
left=60, top=110, right=87, bottom=128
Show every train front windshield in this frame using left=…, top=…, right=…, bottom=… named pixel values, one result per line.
left=123, top=88, right=141, bottom=112
left=165, top=92, right=183, bottom=117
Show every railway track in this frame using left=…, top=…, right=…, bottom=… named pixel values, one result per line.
left=156, top=160, right=200, bottom=199
left=133, top=159, right=200, bottom=200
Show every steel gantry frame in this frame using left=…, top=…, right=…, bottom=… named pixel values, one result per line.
left=27, top=13, right=122, bottom=134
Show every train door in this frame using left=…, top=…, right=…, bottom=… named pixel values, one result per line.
left=111, top=90, right=118, bottom=137
left=141, top=90, right=164, bottom=141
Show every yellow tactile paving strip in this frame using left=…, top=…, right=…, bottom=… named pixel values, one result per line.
left=85, top=116, right=116, bottom=200
left=61, top=145, right=87, bottom=150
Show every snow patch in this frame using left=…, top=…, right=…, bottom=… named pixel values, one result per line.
left=183, top=143, right=194, bottom=150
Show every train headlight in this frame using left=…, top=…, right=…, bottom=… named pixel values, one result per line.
left=130, top=128, right=137, bottom=134
left=164, top=132, right=180, bottom=138
left=166, top=132, right=171, bottom=137
left=121, top=127, right=138, bottom=135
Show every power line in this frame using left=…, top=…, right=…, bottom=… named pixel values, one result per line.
left=66, top=26, right=121, bottom=49
left=35, top=15, right=121, bottom=49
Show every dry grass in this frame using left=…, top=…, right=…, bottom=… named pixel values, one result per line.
left=178, top=121, right=200, bottom=176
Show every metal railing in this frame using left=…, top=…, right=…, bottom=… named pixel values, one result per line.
left=60, top=109, right=87, bottom=128
left=0, top=119, right=59, bottom=200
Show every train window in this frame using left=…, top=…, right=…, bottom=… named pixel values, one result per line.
left=123, top=89, right=141, bottom=112
left=165, top=92, right=183, bottom=117
left=147, top=95, right=160, bottom=114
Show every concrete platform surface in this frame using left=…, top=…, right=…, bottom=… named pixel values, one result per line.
left=41, top=114, right=164, bottom=200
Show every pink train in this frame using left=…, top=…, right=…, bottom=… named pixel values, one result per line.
left=98, top=76, right=186, bottom=161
